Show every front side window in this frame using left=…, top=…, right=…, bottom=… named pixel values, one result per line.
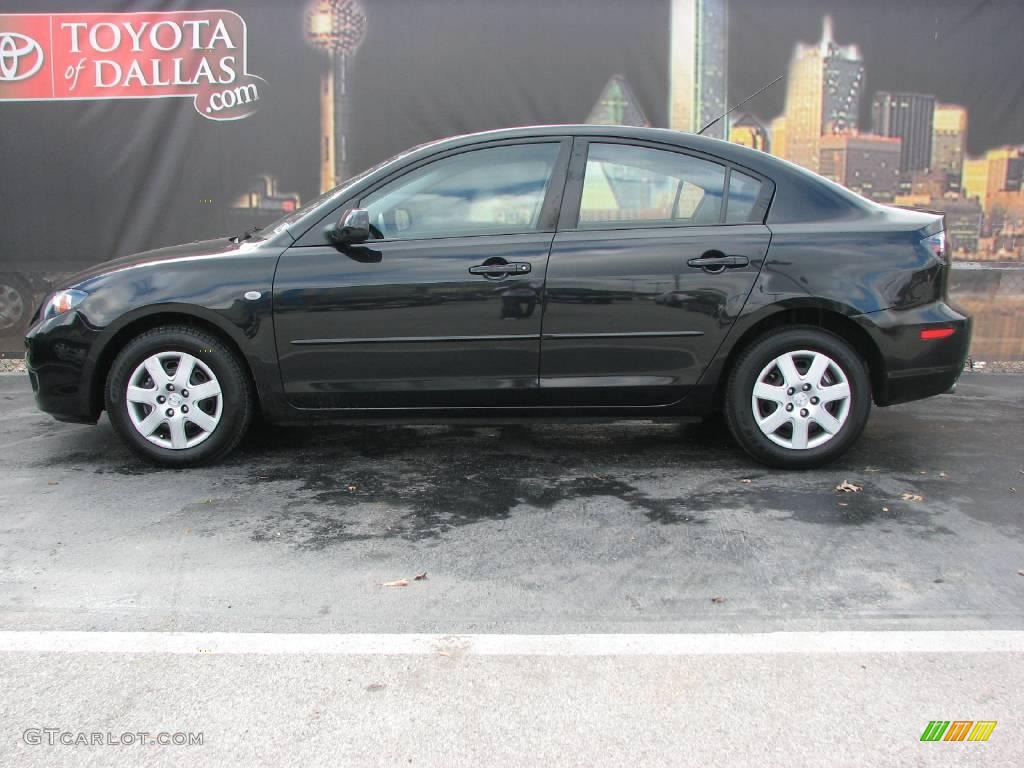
left=361, top=143, right=560, bottom=240
left=578, top=143, right=727, bottom=227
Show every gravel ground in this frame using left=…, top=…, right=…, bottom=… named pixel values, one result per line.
left=967, top=359, right=1024, bottom=373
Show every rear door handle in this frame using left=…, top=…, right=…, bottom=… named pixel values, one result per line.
left=687, top=254, right=749, bottom=271
left=468, top=262, right=531, bottom=276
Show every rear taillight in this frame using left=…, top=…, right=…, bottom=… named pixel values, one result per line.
left=920, top=327, right=955, bottom=340
left=923, top=231, right=947, bottom=264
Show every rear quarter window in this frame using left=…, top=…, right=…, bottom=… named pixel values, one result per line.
left=725, top=171, right=763, bottom=223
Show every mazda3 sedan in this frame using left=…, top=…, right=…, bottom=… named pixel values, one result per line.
left=25, top=125, right=970, bottom=468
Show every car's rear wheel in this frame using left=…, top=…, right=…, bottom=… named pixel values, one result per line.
left=724, top=327, right=871, bottom=469
left=105, top=326, right=253, bottom=467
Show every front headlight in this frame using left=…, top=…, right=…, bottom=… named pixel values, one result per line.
left=42, top=289, right=88, bottom=321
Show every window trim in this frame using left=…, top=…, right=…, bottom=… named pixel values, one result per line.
left=559, top=137, right=774, bottom=233
left=293, top=137, right=573, bottom=246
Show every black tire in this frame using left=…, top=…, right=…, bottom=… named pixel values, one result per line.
left=105, top=325, right=253, bottom=467
left=723, top=326, right=871, bottom=469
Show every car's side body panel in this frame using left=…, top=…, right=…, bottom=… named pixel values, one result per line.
left=24, top=239, right=285, bottom=423
left=273, top=232, right=554, bottom=408
left=23, top=125, right=970, bottom=430
left=539, top=225, right=771, bottom=406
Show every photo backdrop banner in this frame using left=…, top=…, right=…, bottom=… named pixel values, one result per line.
left=1, top=0, right=1022, bottom=358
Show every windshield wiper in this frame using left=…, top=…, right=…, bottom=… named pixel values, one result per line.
left=229, top=226, right=263, bottom=243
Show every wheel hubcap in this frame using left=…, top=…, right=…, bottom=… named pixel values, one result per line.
left=0, top=284, right=26, bottom=331
left=750, top=350, right=851, bottom=451
left=126, top=352, right=223, bottom=450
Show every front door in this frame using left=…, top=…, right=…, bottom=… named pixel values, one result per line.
left=540, top=139, right=773, bottom=406
left=274, top=139, right=570, bottom=409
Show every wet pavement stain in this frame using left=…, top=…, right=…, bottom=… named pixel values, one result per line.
left=232, top=423, right=958, bottom=549
left=27, top=418, right=978, bottom=549
left=246, top=462, right=710, bottom=550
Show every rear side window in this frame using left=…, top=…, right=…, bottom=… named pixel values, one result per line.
left=725, top=171, right=763, bottom=223
left=578, top=143, right=726, bottom=227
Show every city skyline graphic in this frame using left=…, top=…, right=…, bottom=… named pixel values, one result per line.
left=1, top=0, right=1022, bottom=358
left=298, top=0, right=1020, bottom=262
left=298, top=0, right=1023, bottom=359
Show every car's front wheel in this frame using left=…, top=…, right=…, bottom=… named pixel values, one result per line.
left=105, top=326, right=253, bottom=467
left=724, top=327, right=871, bottom=469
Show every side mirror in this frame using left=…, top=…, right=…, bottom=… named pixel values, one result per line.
left=327, top=208, right=370, bottom=246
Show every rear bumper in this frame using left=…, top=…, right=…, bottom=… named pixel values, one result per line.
left=24, top=311, right=102, bottom=424
left=856, top=301, right=971, bottom=407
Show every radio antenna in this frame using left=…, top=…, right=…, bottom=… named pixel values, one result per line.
left=697, top=74, right=784, bottom=136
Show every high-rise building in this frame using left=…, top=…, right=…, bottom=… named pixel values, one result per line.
left=906, top=170, right=947, bottom=199
left=932, top=104, right=967, bottom=190
left=781, top=17, right=864, bottom=172
left=943, top=196, right=984, bottom=254
left=770, top=115, right=787, bottom=159
left=987, top=189, right=1024, bottom=244
left=587, top=75, right=650, bottom=127
left=669, top=0, right=728, bottom=139
left=819, top=133, right=902, bottom=202
left=729, top=113, right=769, bottom=152
left=963, top=147, right=1024, bottom=215
left=986, top=147, right=1024, bottom=196
left=871, top=92, right=935, bottom=174
left=962, top=155, right=991, bottom=209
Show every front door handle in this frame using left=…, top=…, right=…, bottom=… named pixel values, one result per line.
left=687, top=253, right=749, bottom=272
left=468, top=262, right=531, bottom=277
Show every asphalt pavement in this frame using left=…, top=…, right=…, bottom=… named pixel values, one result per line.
left=1, top=371, right=1022, bottom=766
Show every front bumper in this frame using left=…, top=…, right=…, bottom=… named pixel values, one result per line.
left=856, top=301, right=971, bottom=407
left=24, top=310, right=102, bottom=424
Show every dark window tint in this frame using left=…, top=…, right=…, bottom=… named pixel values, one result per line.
left=361, top=143, right=560, bottom=240
left=725, top=171, right=763, bottom=223
left=578, top=143, right=726, bottom=227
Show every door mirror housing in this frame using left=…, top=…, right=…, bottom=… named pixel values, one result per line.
left=327, top=208, right=371, bottom=245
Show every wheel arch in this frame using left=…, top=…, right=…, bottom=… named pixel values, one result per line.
left=88, top=307, right=261, bottom=418
left=713, top=305, right=886, bottom=408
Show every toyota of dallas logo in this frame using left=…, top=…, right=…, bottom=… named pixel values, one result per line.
left=0, top=31, right=44, bottom=81
left=0, top=10, right=265, bottom=120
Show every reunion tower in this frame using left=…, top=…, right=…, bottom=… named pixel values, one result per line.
left=304, top=0, right=368, bottom=192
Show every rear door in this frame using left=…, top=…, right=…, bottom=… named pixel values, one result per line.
left=539, top=139, right=773, bottom=406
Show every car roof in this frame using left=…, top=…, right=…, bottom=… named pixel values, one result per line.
left=422, top=124, right=774, bottom=171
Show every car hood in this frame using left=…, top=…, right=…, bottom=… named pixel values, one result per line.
left=63, top=237, right=256, bottom=290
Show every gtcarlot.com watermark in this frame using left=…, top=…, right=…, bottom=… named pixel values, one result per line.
left=23, top=728, right=203, bottom=747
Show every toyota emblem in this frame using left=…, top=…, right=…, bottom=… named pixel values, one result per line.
left=0, top=32, right=44, bottom=82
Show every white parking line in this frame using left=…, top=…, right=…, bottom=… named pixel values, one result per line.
left=0, top=630, right=1022, bottom=656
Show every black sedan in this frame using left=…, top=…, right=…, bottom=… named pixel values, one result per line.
left=24, top=126, right=970, bottom=468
